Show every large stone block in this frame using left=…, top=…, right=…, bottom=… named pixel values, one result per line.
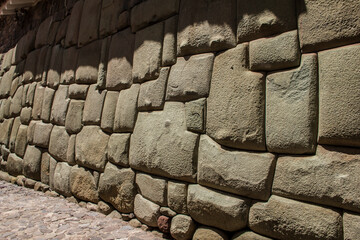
left=298, top=0, right=360, bottom=52
left=99, top=0, right=126, bottom=37
left=198, top=135, right=276, bottom=200
left=53, top=162, right=72, bottom=197
left=343, top=212, right=360, bottom=240
left=65, top=0, right=83, bottom=47
left=41, top=152, right=50, bottom=185
left=31, top=84, right=45, bottom=120
left=20, top=107, right=31, bottom=125
left=1, top=48, right=13, bottom=72
left=207, top=44, right=265, bottom=151
left=75, top=40, right=101, bottom=84
left=136, top=173, right=167, bottom=206
left=60, top=47, right=78, bottom=84
left=40, top=87, right=55, bottom=123
left=134, top=194, right=160, bottom=227
left=49, top=155, right=57, bottom=189
left=318, top=44, right=360, bottom=147
left=106, top=133, right=130, bottom=167
left=187, top=184, right=250, bottom=232
left=70, top=166, right=99, bottom=203
left=55, top=17, right=69, bottom=45
left=67, top=135, right=76, bottom=166
left=82, top=85, right=106, bottom=125
left=33, top=122, right=53, bottom=148
left=48, top=126, right=69, bottom=162
left=168, top=181, right=187, bottom=214
left=50, top=85, right=70, bottom=126
left=22, top=49, right=38, bottom=83
left=9, top=85, right=23, bottom=117
left=273, top=145, right=360, bottom=213
left=170, top=214, right=196, bottom=240
left=26, top=121, right=36, bottom=145
left=14, top=125, right=27, bottom=157
left=65, top=100, right=84, bottom=134
left=129, top=102, right=198, bottom=182
left=23, top=145, right=42, bottom=181
left=101, top=91, right=119, bottom=132
left=35, top=46, right=50, bottom=82
left=266, top=54, right=318, bottom=154
left=68, top=84, right=89, bottom=100
left=26, top=82, right=37, bottom=107
left=77, top=0, right=101, bottom=47
left=0, top=66, right=15, bottom=98
left=193, top=226, right=228, bottom=240
left=98, top=162, right=136, bottom=212
left=7, top=153, right=23, bottom=176
left=249, top=195, right=343, bottom=240
left=75, top=126, right=109, bottom=171
left=166, top=53, right=214, bottom=102
left=9, top=117, right=21, bottom=152
left=162, top=16, right=177, bottom=66
left=35, top=17, right=52, bottom=48
left=47, top=45, right=63, bottom=89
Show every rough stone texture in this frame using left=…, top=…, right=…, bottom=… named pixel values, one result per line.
left=22, top=50, right=38, bottom=83
left=157, top=215, right=170, bottom=233
left=249, top=195, right=343, bottom=240
left=249, top=30, right=300, bottom=71
left=207, top=43, right=265, bottom=151
left=35, top=46, right=50, bottom=82
left=136, top=173, right=167, bottom=206
left=82, top=85, right=106, bottom=125
left=75, top=40, right=101, bottom=84
left=50, top=85, right=70, bottom=126
left=132, top=22, right=163, bottom=82
left=170, top=214, right=195, bottom=240
left=65, top=100, right=84, bottom=134
left=77, top=0, right=101, bottom=47
left=162, top=16, right=177, bottom=66
left=273, top=145, right=360, bottom=213
left=177, top=0, right=236, bottom=56
left=33, top=122, right=53, bottom=148
left=193, top=226, right=228, bottom=240
left=232, top=231, right=272, bottom=240
left=66, top=135, right=76, bottom=165
left=134, top=194, right=160, bottom=227
left=47, top=45, right=63, bottom=89
left=35, top=17, right=52, bottom=48
left=97, top=37, right=110, bottom=90
left=40, top=87, right=55, bottom=123
left=113, top=84, right=139, bottom=132
left=266, top=54, right=318, bottom=154
left=48, top=126, right=70, bottom=162
left=70, top=166, right=99, bottom=203
left=166, top=53, right=214, bottom=102
left=106, top=28, right=134, bottom=90
left=14, top=125, right=27, bottom=158
left=41, top=47, right=53, bottom=86
left=129, top=102, right=198, bottom=182
left=7, top=153, right=23, bottom=177
left=198, top=135, right=276, bottom=200
left=185, top=98, right=206, bottom=133
left=65, top=0, right=83, bottom=47
left=10, top=86, right=23, bottom=116
left=69, top=84, right=89, bottom=100
left=23, top=145, right=42, bottom=181
left=101, top=91, right=119, bottom=132
left=167, top=181, right=187, bottom=214
left=99, top=0, right=126, bottom=37
left=55, top=17, right=69, bottom=45
left=0, top=66, right=15, bottom=98
left=53, top=162, right=72, bottom=197
left=298, top=0, right=360, bottom=52
left=98, top=162, right=136, bottom=213
left=8, top=117, right=21, bottom=152
left=106, top=133, right=130, bottom=167
left=318, top=44, right=360, bottom=147
left=97, top=200, right=114, bottom=215
left=138, top=67, right=169, bottom=111
left=160, top=207, right=176, bottom=218
left=60, top=47, right=78, bottom=85
left=49, top=156, right=57, bottom=189
left=2, top=48, right=14, bottom=72
left=75, top=126, right=109, bottom=171
left=31, top=84, right=44, bottom=120
left=26, top=121, right=36, bottom=145
left=343, top=212, right=360, bottom=240
left=187, top=184, right=250, bottom=231
left=41, top=152, right=50, bottom=185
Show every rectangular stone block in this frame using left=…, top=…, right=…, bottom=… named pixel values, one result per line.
left=9, top=85, right=23, bottom=117
left=65, top=0, right=83, bottom=47
left=7, top=153, right=23, bottom=177
left=60, top=47, right=78, bottom=85
left=35, top=46, right=50, bottom=82
left=68, top=84, right=89, bottom=100
left=106, top=133, right=130, bottom=167
left=53, top=161, right=72, bottom=196
left=168, top=181, right=187, bottom=214
left=70, top=166, right=99, bottom=203
left=65, top=100, right=84, bottom=134
left=23, top=145, right=42, bottom=181
left=76, top=40, right=101, bottom=84
left=162, top=16, right=177, bottom=66
left=49, top=126, right=70, bottom=162
left=101, top=91, right=118, bottom=133
left=67, top=134, right=76, bottom=166
left=40, top=87, right=55, bottom=123
left=35, top=17, right=52, bottom=48
left=20, top=107, right=32, bottom=125
left=14, top=124, right=27, bottom=157
left=99, top=0, right=126, bottom=37
left=77, top=0, right=101, bottom=47
left=41, top=152, right=50, bottom=185
left=33, top=122, right=53, bottom=148
left=8, top=117, right=21, bottom=152
left=136, top=173, right=167, bottom=206
left=343, top=211, right=360, bottom=240
left=82, top=85, right=106, bottom=125
left=47, top=45, right=63, bottom=89
left=50, top=85, right=70, bottom=126
left=26, top=82, right=37, bottom=107
left=134, top=194, right=160, bottom=227
left=185, top=98, right=206, bottom=133
left=31, top=84, right=45, bottom=120
left=22, top=49, right=39, bottom=83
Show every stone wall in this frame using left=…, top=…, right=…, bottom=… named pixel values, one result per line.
left=0, top=0, right=359, bottom=239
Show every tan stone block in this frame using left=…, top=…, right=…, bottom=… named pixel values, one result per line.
left=76, top=40, right=101, bottom=84
left=48, top=126, right=70, bottom=162
left=136, top=173, right=167, bottom=206
left=77, top=0, right=101, bottom=47
left=50, top=85, right=70, bottom=126
left=101, top=91, right=119, bottom=132
left=65, top=100, right=84, bottom=134
left=82, top=84, right=106, bottom=125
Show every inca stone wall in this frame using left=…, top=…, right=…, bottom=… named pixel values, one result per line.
left=0, top=0, right=359, bottom=239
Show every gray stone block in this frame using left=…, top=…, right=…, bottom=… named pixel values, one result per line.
left=68, top=84, right=89, bottom=100
left=67, top=135, right=76, bottom=166
left=343, top=211, right=360, bottom=240
left=53, top=162, right=72, bottom=197
left=41, top=152, right=50, bottom=185
left=70, top=166, right=99, bottom=203
left=101, top=91, right=119, bottom=132
left=8, top=117, right=21, bottom=152
left=76, top=40, right=101, bottom=84
left=99, top=0, right=126, bottom=37
left=31, top=84, right=45, bottom=120
left=65, top=100, right=84, bottom=134
left=7, top=153, right=23, bottom=177
left=50, top=85, right=70, bottom=126
left=48, top=126, right=70, bottom=162
left=168, top=181, right=187, bottom=214
left=35, top=46, right=49, bottom=82
left=47, top=45, right=63, bottom=89
left=193, top=226, right=228, bottom=240
left=10, top=85, right=23, bottom=117
left=35, top=17, right=53, bottom=48
left=162, top=16, right=177, bottom=66
left=40, top=87, right=55, bottom=123
left=82, top=85, right=106, bottom=125
left=232, top=231, right=272, bottom=240
left=106, top=133, right=130, bottom=167
left=185, top=98, right=206, bottom=133
left=20, top=107, right=32, bottom=125
left=170, top=214, right=196, bottom=240
left=60, top=46, right=78, bottom=84
left=22, top=49, right=38, bottom=83
left=23, top=145, right=42, bottom=181
left=14, top=124, right=27, bottom=157
left=136, top=173, right=167, bottom=206
left=134, top=194, right=160, bottom=227
left=78, top=0, right=101, bottom=47
left=33, top=122, right=53, bottom=148
left=65, top=0, right=83, bottom=47
left=0, top=66, right=15, bottom=98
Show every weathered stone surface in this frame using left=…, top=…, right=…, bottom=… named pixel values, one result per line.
left=113, top=84, right=139, bottom=132
left=170, top=214, right=195, bottom=240
left=188, top=184, right=250, bottom=231
left=22, top=49, right=38, bottom=83
left=129, top=102, right=198, bottom=182
left=106, top=28, right=134, bottom=90
left=60, top=47, right=78, bottom=84
left=157, top=215, right=170, bottom=233
left=9, top=86, right=23, bottom=117
left=0, top=66, right=15, bottom=98
left=26, top=121, right=36, bottom=145
left=65, top=0, right=83, bottom=47
left=55, top=17, right=69, bottom=44
left=298, top=0, right=360, bottom=52
left=50, top=85, right=70, bottom=125
left=178, top=0, right=236, bottom=56
left=2, top=98, right=11, bottom=118
left=129, top=219, right=142, bottom=228
left=48, top=126, right=70, bottom=162
left=53, top=162, right=72, bottom=197
left=35, top=46, right=50, bottom=82
left=134, top=194, right=160, bottom=227
left=66, top=134, right=76, bottom=165
left=41, top=152, right=50, bottom=185
left=162, top=16, right=177, bottom=66
left=76, top=40, right=101, bottom=84
left=49, top=155, right=57, bottom=189
left=70, top=166, right=99, bottom=203
left=23, top=145, right=42, bottom=180
left=31, top=84, right=45, bottom=120
left=198, top=135, right=276, bottom=200
left=10, top=77, right=20, bottom=97
left=101, top=91, right=118, bottom=132
left=132, top=22, right=163, bottom=82
left=138, top=67, right=169, bottom=111
left=13, top=30, right=36, bottom=64
left=273, top=145, right=360, bottom=213
left=82, top=85, right=106, bottom=125
left=168, top=181, right=187, bottom=214
left=98, top=162, right=136, bottom=212
left=318, top=44, right=360, bottom=147
left=77, top=0, right=101, bottom=46
left=249, top=195, right=343, bottom=240
left=47, top=45, right=63, bottom=89
left=207, top=43, right=265, bottom=151
left=69, top=84, right=89, bottom=100
left=232, top=231, right=272, bottom=240
left=14, top=125, right=27, bottom=157
left=40, top=87, right=55, bottom=123
left=9, top=117, right=21, bottom=152
left=166, top=53, right=214, bottom=101
left=21, top=85, right=29, bottom=107
left=7, top=153, right=23, bottom=176
left=136, top=173, right=167, bottom=206
left=160, top=207, right=176, bottom=217
left=97, top=200, right=114, bottom=215
left=65, top=100, right=84, bottom=134
left=33, top=122, right=53, bottom=148
left=249, top=30, right=300, bottom=71
left=185, top=98, right=206, bottom=133
left=193, top=226, right=228, bottom=240
left=47, top=21, right=60, bottom=46
left=2, top=48, right=13, bottom=72
left=41, top=46, right=53, bottom=86
left=99, top=0, right=126, bottom=37
left=35, top=16, right=52, bottom=48
left=343, top=212, right=360, bottom=240
left=96, top=37, right=110, bottom=90
left=106, top=133, right=130, bottom=167
left=76, top=126, right=109, bottom=171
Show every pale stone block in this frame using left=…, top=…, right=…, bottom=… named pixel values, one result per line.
left=47, top=45, right=63, bottom=89
left=162, top=16, right=177, bottom=66
left=60, top=46, right=78, bottom=84
left=168, top=181, right=187, bottom=214
left=68, top=84, right=89, bottom=100
left=33, top=122, right=53, bottom=148
left=77, top=0, right=101, bottom=47
left=136, top=173, right=167, bottom=206
left=70, top=166, right=99, bottom=203
left=343, top=212, right=360, bottom=240
left=106, top=133, right=130, bottom=167
left=170, top=214, right=195, bottom=240
left=53, top=162, right=72, bottom=196
left=31, top=84, right=45, bottom=120
left=35, top=16, right=52, bottom=48
left=76, top=40, right=101, bottom=84
left=101, top=91, right=119, bottom=132
left=134, top=194, right=160, bottom=227
left=50, top=85, right=70, bottom=126
left=185, top=98, right=206, bottom=133
left=23, top=145, right=42, bottom=181
left=14, top=124, right=27, bottom=157
left=82, top=84, right=106, bottom=125
left=7, top=153, right=23, bottom=176
left=40, top=87, right=55, bottom=123
left=65, top=100, right=84, bottom=134
left=48, top=126, right=69, bottom=162
left=41, top=152, right=50, bottom=185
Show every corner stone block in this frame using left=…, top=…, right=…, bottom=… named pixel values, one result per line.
left=33, top=122, right=53, bottom=148
left=166, top=53, right=214, bottom=102
left=23, top=145, right=42, bottom=181
left=167, top=181, right=188, bottom=214
left=318, top=44, right=360, bottom=147
left=82, top=84, right=106, bottom=125
left=343, top=212, right=360, bottom=240
left=129, top=102, right=198, bottom=182
left=41, top=152, right=50, bottom=185
left=187, top=184, right=250, bottom=232
left=7, top=153, right=23, bottom=177
left=273, top=145, right=360, bottom=213
left=106, top=133, right=130, bottom=167
left=53, top=162, right=72, bottom=197
left=266, top=54, right=318, bottom=154
left=249, top=195, right=343, bottom=240
left=65, top=100, right=84, bottom=134
left=75, top=40, right=101, bottom=84
left=14, top=124, right=27, bottom=158
left=298, top=0, right=360, bottom=52
left=70, top=166, right=99, bottom=203
left=101, top=91, right=119, bottom=133
left=48, top=126, right=70, bottom=162
left=60, top=46, right=78, bottom=84
left=249, top=30, right=300, bottom=71
left=134, top=194, right=160, bottom=227
left=177, top=0, right=236, bottom=56
left=132, top=22, right=163, bottom=83
left=77, top=0, right=101, bottom=47
left=185, top=98, right=206, bottom=133
left=198, top=135, right=276, bottom=200
left=31, top=84, right=45, bottom=120
left=65, top=0, right=83, bottom=47
left=40, top=87, right=55, bottom=123
left=50, top=85, right=70, bottom=126
left=136, top=173, right=167, bottom=206
left=207, top=43, right=266, bottom=151
left=47, top=45, right=63, bottom=89
left=75, top=126, right=109, bottom=171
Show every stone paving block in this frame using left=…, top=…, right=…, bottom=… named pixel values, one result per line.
left=65, top=100, right=84, bottom=134
left=31, top=84, right=45, bottom=120
left=99, top=0, right=126, bottom=37
left=76, top=126, right=109, bottom=171
left=298, top=0, right=360, bottom=52
left=170, top=214, right=195, bottom=240
left=60, top=47, right=78, bottom=85
left=249, top=195, right=343, bottom=240
left=69, top=84, right=89, bottom=100
left=23, top=145, right=42, bottom=181
left=249, top=30, right=300, bottom=71
left=343, top=211, right=360, bottom=240
left=266, top=54, right=317, bottom=154
left=9, top=85, right=23, bottom=117
left=40, top=87, right=55, bottom=123
left=101, top=91, right=119, bottom=132
left=106, top=133, right=130, bottom=167
left=8, top=117, right=20, bottom=152
left=177, top=0, right=236, bottom=56
left=82, top=85, right=106, bottom=125
left=47, top=45, right=63, bottom=89
left=132, top=22, right=163, bottom=83
left=67, top=135, right=76, bottom=166
left=273, top=145, right=360, bottom=213
left=78, top=0, right=101, bottom=47
left=70, top=166, right=99, bottom=203
left=232, top=231, right=272, bottom=240
left=35, top=16, right=53, bottom=48
left=33, top=122, right=53, bottom=148
left=65, top=0, right=83, bottom=47
left=207, top=43, right=265, bottom=151
left=136, top=173, right=167, bottom=206
left=48, top=126, right=70, bottom=162
left=166, top=53, right=214, bottom=102
left=129, top=102, right=198, bottom=182
left=50, top=85, right=70, bottom=126
left=193, top=226, right=228, bottom=240
left=53, top=161, right=72, bottom=197
left=162, top=16, right=177, bottom=66
left=35, top=46, right=50, bottom=81
left=22, top=49, right=39, bottom=83
left=318, top=44, right=360, bottom=147
left=185, top=98, right=206, bottom=133
left=134, top=194, right=160, bottom=227
left=76, top=40, right=101, bottom=84
left=41, top=152, right=50, bottom=185
left=14, top=124, right=27, bottom=157
left=187, top=184, right=250, bottom=232
left=168, top=181, right=187, bottom=214
left=20, top=107, right=32, bottom=125
left=106, top=28, right=134, bottom=90
left=237, top=0, right=296, bottom=43
left=7, top=153, right=23, bottom=176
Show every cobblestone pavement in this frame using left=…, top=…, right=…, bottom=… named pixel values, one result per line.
left=0, top=180, right=163, bottom=240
